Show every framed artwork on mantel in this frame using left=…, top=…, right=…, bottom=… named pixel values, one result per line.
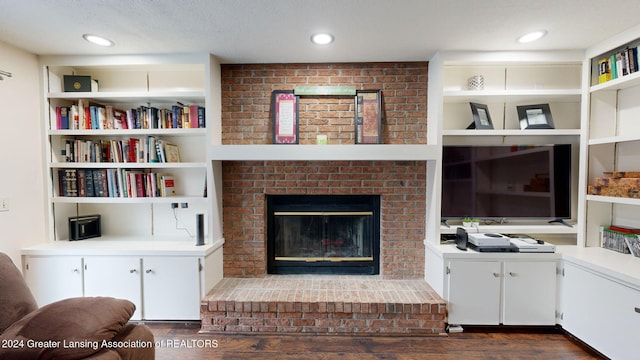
left=355, top=90, right=382, bottom=144
left=271, top=90, right=299, bottom=144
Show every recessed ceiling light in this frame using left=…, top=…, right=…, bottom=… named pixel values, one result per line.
left=82, top=34, right=114, bottom=47
left=517, top=30, right=547, bottom=44
left=311, top=33, right=334, bottom=45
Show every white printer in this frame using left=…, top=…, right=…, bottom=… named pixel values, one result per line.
left=509, top=237, right=556, bottom=253
left=467, top=233, right=511, bottom=247
left=466, top=233, right=517, bottom=252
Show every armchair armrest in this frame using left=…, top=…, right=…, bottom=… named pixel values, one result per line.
left=0, top=297, right=136, bottom=360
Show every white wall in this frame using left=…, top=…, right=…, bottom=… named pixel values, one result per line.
left=0, top=41, right=46, bottom=267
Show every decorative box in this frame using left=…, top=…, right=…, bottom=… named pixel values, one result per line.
left=63, top=75, right=92, bottom=92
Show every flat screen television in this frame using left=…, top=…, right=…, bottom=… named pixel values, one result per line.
left=441, top=144, right=572, bottom=222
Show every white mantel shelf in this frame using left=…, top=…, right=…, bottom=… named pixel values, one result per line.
left=208, top=144, right=439, bottom=161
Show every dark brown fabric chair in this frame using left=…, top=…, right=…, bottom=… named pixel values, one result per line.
left=0, top=252, right=154, bottom=359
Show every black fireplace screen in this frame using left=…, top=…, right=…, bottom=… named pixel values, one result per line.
left=267, top=195, right=380, bottom=275
left=274, top=212, right=373, bottom=261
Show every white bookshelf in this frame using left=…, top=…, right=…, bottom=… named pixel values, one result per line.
left=584, top=26, right=640, bottom=248
left=427, top=51, right=584, bottom=246
left=24, top=53, right=224, bottom=321
left=40, top=54, right=216, bottom=244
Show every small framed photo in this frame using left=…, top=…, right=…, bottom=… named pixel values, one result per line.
left=355, top=90, right=382, bottom=144
left=468, top=102, right=493, bottom=129
left=517, top=104, right=554, bottom=129
left=271, top=90, right=299, bottom=144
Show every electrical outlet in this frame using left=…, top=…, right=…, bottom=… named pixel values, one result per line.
left=171, top=203, right=178, bottom=209
left=0, top=198, right=9, bottom=212
left=181, top=203, right=188, bottom=208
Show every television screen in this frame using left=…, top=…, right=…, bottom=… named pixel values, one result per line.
left=441, top=144, right=571, bottom=220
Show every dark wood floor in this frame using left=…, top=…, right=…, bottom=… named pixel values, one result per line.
left=145, top=322, right=605, bottom=360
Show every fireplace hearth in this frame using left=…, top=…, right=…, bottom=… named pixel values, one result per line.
left=267, top=195, right=380, bottom=275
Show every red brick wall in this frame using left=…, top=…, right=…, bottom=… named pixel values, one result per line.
left=220, top=62, right=429, bottom=279
left=222, top=160, right=426, bottom=279
left=221, top=62, right=428, bottom=144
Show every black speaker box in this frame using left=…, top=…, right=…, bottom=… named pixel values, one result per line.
left=69, top=215, right=101, bottom=240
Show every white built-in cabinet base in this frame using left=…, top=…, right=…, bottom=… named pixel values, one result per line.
left=22, top=240, right=221, bottom=321
left=426, top=243, right=640, bottom=359
left=426, top=244, right=559, bottom=326
left=558, top=247, right=640, bottom=360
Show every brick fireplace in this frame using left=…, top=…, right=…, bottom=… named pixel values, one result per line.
left=220, top=62, right=429, bottom=279
left=200, top=61, right=446, bottom=335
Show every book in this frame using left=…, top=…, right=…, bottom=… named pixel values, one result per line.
left=128, top=138, right=140, bottom=163
left=156, top=139, right=166, bottom=162
left=601, top=228, right=632, bottom=254
left=85, top=169, right=95, bottom=197
left=198, top=106, right=205, bottom=128
left=624, top=235, right=640, bottom=257
left=164, top=143, right=180, bottom=163
left=609, top=225, right=640, bottom=234
left=171, top=105, right=182, bottom=128
left=188, top=104, right=205, bottom=128
left=598, top=58, right=611, bottom=83
left=160, top=174, right=176, bottom=196
left=77, top=169, right=87, bottom=197
left=148, top=136, right=159, bottom=163
left=610, top=53, right=618, bottom=79
left=58, top=169, right=78, bottom=197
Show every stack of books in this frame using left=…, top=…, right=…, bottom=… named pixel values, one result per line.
left=597, top=46, right=640, bottom=84
left=601, top=225, right=640, bottom=257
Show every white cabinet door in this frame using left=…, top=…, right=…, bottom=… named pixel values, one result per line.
left=502, top=261, right=557, bottom=325
left=447, top=260, right=501, bottom=325
left=142, top=256, right=201, bottom=320
left=23, top=256, right=83, bottom=307
left=562, top=262, right=640, bottom=360
left=83, top=256, right=143, bottom=320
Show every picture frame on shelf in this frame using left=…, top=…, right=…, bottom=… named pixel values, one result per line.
left=355, top=90, right=382, bottom=144
left=467, top=102, right=493, bottom=129
left=517, top=103, right=555, bottom=129
left=271, top=90, right=299, bottom=144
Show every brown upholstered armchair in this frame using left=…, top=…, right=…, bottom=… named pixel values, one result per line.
left=0, top=252, right=154, bottom=359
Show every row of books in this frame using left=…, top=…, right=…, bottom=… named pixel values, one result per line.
left=61, top=137, right=180, bottom=163
left=597, top=46, right=640, bottom=84
left=600, top=225, right=640, bottom=257
left=54, top=101, right=205, bottom=130
left=58, top=168, right=176, bottom=198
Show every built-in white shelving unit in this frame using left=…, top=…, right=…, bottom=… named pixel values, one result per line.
left=426, top=50, right=584, bottom=247
left=22, top=53, right=223, bottom=320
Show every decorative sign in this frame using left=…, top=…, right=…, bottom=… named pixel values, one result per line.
left=294, top=86, right=356, bottom=96
left=271, top=90, right=299, bottom=144
left=355, top=90, right=382, bottom=144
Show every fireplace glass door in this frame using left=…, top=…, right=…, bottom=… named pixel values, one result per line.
left=274, top=212, right=373, bottom=262
left=267, top=195, right=380, bottom=274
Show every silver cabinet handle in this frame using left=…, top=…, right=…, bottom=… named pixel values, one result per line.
left=493, top=272, right=500, bottom=277
left=73, top=268, right=80, bottom=273
left=509, top=272, right=516, bottom=277
left=145, top=269, right=153, bottom=274
left=635, top=307, right=640, bottom=314
left=130, top=269, right=138, bottom=274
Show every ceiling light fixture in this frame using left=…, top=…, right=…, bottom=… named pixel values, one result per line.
left=517, top=30, right=547, bottom=44
left=82, top=34, right=114, bottom=47
left=311, top=33, right=334, bottom=45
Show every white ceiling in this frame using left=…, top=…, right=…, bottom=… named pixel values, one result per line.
left=1, top=0, right=640, bottom=63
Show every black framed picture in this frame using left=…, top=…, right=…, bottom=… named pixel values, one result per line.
left=468, top=102, right=493, bottom=129
left=355, top=90, right=382, bottom=144
left=271, top=90, right=299, bottom=144
left=517, top=104, right=554, bottom=129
